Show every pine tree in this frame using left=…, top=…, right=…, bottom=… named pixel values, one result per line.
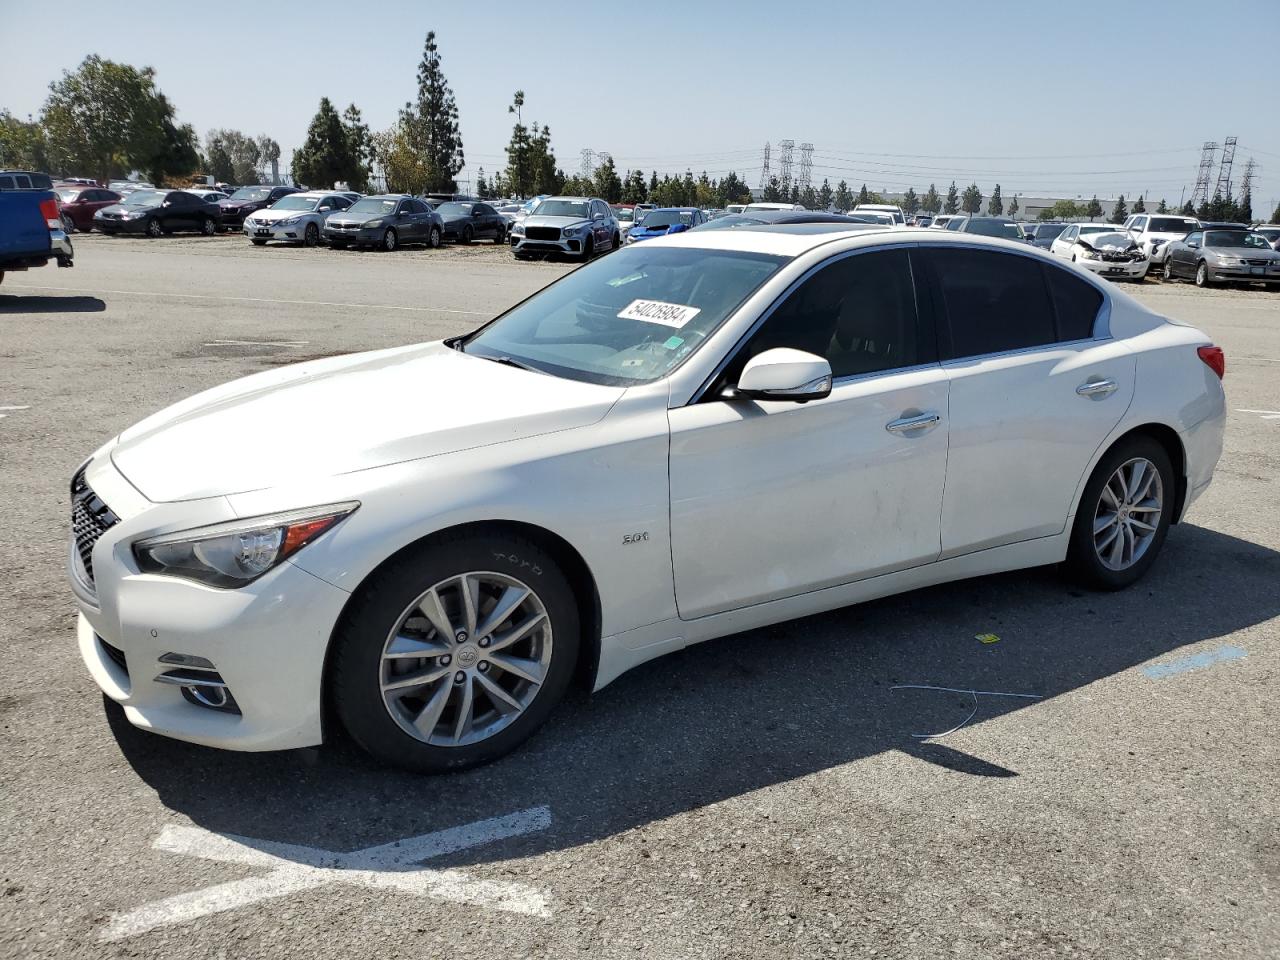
left=594, top=154, right=622, bottom=202
left=402, top=30, right=464, bottom=192
left=762, top=176, right=782, bottom=202
left=1111, top=194, right=1127, bottom=225
left=340, top=104, right=372, bottom=191
left=291, top=97, right=356, bottom=190
left=800, top=185, right=818, bottom=210
left=987, top=183, right=1003, bottom=216
left=1156, top=198, right=1168, bottom=214
left=818, top=178, right=833, bottom=210
left=649, top=171, right=659, bottom=194
left=943, top=181, right=959, bottom=214
left=857, top=184, right=870, bottom=205
left=1086, top=196, right=1103, bottom=221
left=1007, top=194, right=1019, bottom=218
left=207, top=142, right=233, bottom=184
left=901, top=187, right=919, bottom=215
left=1133, top=195, right=1146, bottom=214
left=622, top=169, right=648, bottom=204
left=1272, top=201, right=1280, bottom=223
left=834, top=180, right=852, bottom=211
left=1182, top=200, right=1196, bottom=216
left=1237, top=191, right=1252, bottom=223
left=503, top=91, right=531, bottom=197
left=961, top=182, right=982, bottom=215
left=922, top=183, right=941, bottom=213
left=475, top=168, right=488, bottom=198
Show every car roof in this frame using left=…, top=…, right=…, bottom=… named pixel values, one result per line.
left=645, top=224, right=1072, bottom=258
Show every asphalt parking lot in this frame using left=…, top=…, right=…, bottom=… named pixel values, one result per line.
left=1, top=233, right=1278, bottom=960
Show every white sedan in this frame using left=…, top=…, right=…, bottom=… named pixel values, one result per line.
left=70, top=229, right=1225, bottom=772
left=1051, top=223, right=1150, bottom=280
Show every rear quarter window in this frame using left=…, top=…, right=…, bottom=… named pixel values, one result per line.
left=1044, top=265, right=1104, bottom=341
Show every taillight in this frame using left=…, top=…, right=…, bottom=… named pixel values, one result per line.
left=39, top=197, right=61, bottom=231
left=1197, top=345, right=1225, bottom=379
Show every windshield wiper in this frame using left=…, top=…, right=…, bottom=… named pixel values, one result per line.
left=482, top=354, right=540, bottom=373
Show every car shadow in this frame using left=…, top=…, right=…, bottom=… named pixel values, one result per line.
left=0, top=294, right=106, bottom=313
left=106, top=523, right=1279, bottom=868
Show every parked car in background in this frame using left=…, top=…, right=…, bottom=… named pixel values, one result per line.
left=66, top=229, right=1226, bottom=772
left=108, top=180, right=153, bottom=196
left=912, top=215, right=934, bottom=227
left=494, top=203, right=522, bottom=228
left=1051, top=227, right=1149, bottom=280
left=1121, top=214, right=1199, bottom=266
left=1253, top=225, right=1280, bottom=251
left=0, top=170, right=74, bottom=285
left=1162, top=228, right=1280, bottom=287
left=624, top=207, right=707, bottom=244
left=185, top=188, right=229, bottom=204
left=94, top=189, right=222, bottom=237
left=852, top=211, right=897, bottom=226
left=1050, top=223, right=1129, bottom=259
left=435, top=201, right=508, bottom=244
left=244, top=191, right=354, bottom=247
left=1028, top=222, right=1069, bottom=250
left=955, top=217, right=1026, bottom=240
left=510, top=196, right=620, bottom=260
left=55, top=186, right=123, bottom=232
left=692, top=211, right=882, bottom=230
left=744, top=202, right=805, bottom=212
left=929, top=214, right=961, bottom=229
left=725, top=204, right=746, bottom=215
left=323, top=195, right=442, bottom=251
left=218, top=185, right=299, bottom=232
left=853, top=203, right=905, bottom=225
left=611, top=206, right=637, bottom=236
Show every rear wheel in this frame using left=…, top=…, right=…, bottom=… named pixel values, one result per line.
left=303, top=223, right=319, bottom=247
left=331, top=534, right=580, bottom=772
left=145, top=218, right=162, bottom=238
left=201, top=217, right=217, bottom=236
left=493, top=224, right=506, bottom=244
left=1064, top=435, right=1174, bottom=590
left=61, top=213, right=76, bottom=234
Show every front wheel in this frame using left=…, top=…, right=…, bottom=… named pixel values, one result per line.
left=1195, top=262, right=1212, bottom=287
left=428, top=226, right=442, bottom=249
left=1064, top=435, right=1174, bottom=590
left=382, top=228, right=398, bottom=252
left=461, top=225, right=474, bottom=245
left=303, top=223, right=319, bottom=247
left=581, top=236, right=595, bottom=261
left=1163, top=259, right=1174, bottom=281
left=331, top=534, right=580, bottom=772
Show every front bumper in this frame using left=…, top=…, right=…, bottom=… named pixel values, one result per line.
left=94, top=216, right=148, bottom=234
left=324, top=225, right=382, bottom=245
left=1207, top=262, right=1280, bottom=283
left=70, top=458, right=351, bottom=752
left=1077, top=256, right=1149, bottom=279
left=219, top=209, right=254, bottom=228
left=244, top=220, right=308, bottom=242
left=511, top=233, right=584, bottom=255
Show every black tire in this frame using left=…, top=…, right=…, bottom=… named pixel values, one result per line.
left=303, top=223, right=319, bottom=247
left=428, top=226, right=442, bottom=249
left=1064, top=435, right=1175, bottom=591
left=514, top=252, right=531, bottom=261
left=145, top=218, right=162, bottom=238
left=582, top=235, right=595, bottom=261
left=201, top=217, right=217, bottom=236
left=1195, top=261, right=1212, bottom=287
left=382, top=228, right=398, bottom=252
left=61, top=213, right=76, bottom=234
left=1162, top=259, right=1174, bottom=281
left=493, top=225, right=506, bottom=245
left=611, top=231, right=620, bottom=251
left=331, top=534, right=581, bottom=772
left=251, top=238, right=267, bottom=246
left=461, top=224, right=474, bottom=245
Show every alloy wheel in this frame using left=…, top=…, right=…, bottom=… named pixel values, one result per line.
left=379, top=571, right=552, bottom=747
left=146, top=219, right=161, bottom=238
left=383, top=228, right=397, bottom=252
left=429, top=227, right=441, bottom=249
left=1196, top=262, right=1209, bottom=287
left=1093, top=457, right=1163, bottom=571
left=202, top=218, right=216, bottom=236
left=304, top=223, right=318, bottom=246
left=1163, top=259, right=1172, bottom=281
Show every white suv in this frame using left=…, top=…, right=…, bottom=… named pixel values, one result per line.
left=1121, top=213, right=1200, bottom=265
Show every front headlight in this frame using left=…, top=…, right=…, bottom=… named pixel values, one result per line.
left=279, top=216, right=301, bottom=226
left=1218, top=256, right=1241, bottom=266
left=363, top=219, right=383, bottom=228
left=562, top=224, right=582, bottom=236
left=512, top=224, right=525, bottom=235
left=133, top=502, right=358, bottom=587
left=1078, top=247, right=1100, bottom=260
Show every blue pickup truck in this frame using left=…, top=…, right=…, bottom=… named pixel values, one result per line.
left=0, top=170, right=75, bottom=286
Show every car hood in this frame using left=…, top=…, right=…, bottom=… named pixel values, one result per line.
left=110, top=342, right=623, bottom=502
left=1205, top=246, right=1279, bottom=260
left=521, top=214, right=591, bottom=230
left=250, top=208, right=316, bottom=222
left=98, top=203, right=156, bottom=216
left=220, top=199, right=264, bottom=210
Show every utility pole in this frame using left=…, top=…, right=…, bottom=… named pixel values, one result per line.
left=758, top=142, right=771, bottom=189
left=1214, top=136, right=1238, bottom=200
left=778, top=139, right=795, bottom=194
left=1191, top=141, right=1218, bottom=208
left=798, top=142, right=814, bottom=191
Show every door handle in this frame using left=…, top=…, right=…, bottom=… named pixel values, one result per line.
left=886, top=412, right=941, bottom=434
left=1076, top=378, right=1118, bottom=398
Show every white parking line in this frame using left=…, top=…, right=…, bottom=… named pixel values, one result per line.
left=203, top=339, right=310, bottom=347
left=0, top=404, right=30, bottom=420
left=1236, top=409, right=1280, bottom=420
left=101, top=806, right=552, bottom=942
left=3, top=283, right=489, bottom=317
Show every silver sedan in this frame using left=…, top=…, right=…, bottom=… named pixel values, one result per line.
left=243, top=191, right=355, bottom=246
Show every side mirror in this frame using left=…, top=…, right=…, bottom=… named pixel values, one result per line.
left=732, top=348, right=832, bottom=403
left=1188, top=241, right=1199, bottom=249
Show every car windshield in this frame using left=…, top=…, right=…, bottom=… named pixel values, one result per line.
left=347, top=198, right=398, bottom=216
left=1149, top=217, right=1197, bottom=233
left=57, top=188, right=83, bottom=201
left=1036, top=224, right=1067, bottom=239
left=533, top=199, right=591, bottom=218
left=436, top=202, right=473, bottom=215
left=463, top=246, right=788, bottom=386
left=122, top=190, right=165, bottom=206
left=640, top=211, right=694, bottom=230
left=1254, top=228, right=1280, bottom=241
left=227, top=187, right=270, bottom=201
left=965, top=220, right=1022, bottom=239
left=614, top=209, right=634, bottom=222
left=271, top=195, right=319, bottom=211
left=1204, top=230, right=1269, bottom=249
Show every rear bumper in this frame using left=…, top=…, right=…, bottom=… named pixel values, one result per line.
left=0, top=230, right=74, bottom=269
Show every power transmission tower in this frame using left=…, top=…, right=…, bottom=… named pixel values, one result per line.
left=778, top=139, right=795, bottom=192
left=1239, top=157, right=1258, bottom=200
left=580, top=148, right=595, bottom=179
left=798, top=143, right=814, bottom=191
left=1214, top=136, right=1238, bottom=199
left=1191, top=141, right=1218, bottom=207
left=759, top=142, right=771, bottom=188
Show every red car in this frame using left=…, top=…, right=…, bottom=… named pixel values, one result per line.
left=56, top=186, right=123, bottom=232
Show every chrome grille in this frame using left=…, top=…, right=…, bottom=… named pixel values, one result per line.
left=71, top=469, right=119, bottom=587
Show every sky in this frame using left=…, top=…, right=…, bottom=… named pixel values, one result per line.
left=2, top=0, right=1279, bottom=212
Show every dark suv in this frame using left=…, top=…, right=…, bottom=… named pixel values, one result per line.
left=218, top=185, right=299, bottom=231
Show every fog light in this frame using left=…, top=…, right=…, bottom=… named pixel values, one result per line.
left=155, top=667, right=241, bottom=714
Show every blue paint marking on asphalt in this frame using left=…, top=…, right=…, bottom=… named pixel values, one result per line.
left=1142, top=644, right=1247, bottom=680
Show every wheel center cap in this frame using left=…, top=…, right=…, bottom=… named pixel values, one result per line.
left=457, top=647, right=479, bottom=668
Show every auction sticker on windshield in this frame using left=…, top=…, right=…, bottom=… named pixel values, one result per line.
left=618, top=299, right=702, bottom=328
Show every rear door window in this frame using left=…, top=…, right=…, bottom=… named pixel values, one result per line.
left=926, top=248, right=1056, bottom=359
left=1044, top=265, right=1104, bottom=341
